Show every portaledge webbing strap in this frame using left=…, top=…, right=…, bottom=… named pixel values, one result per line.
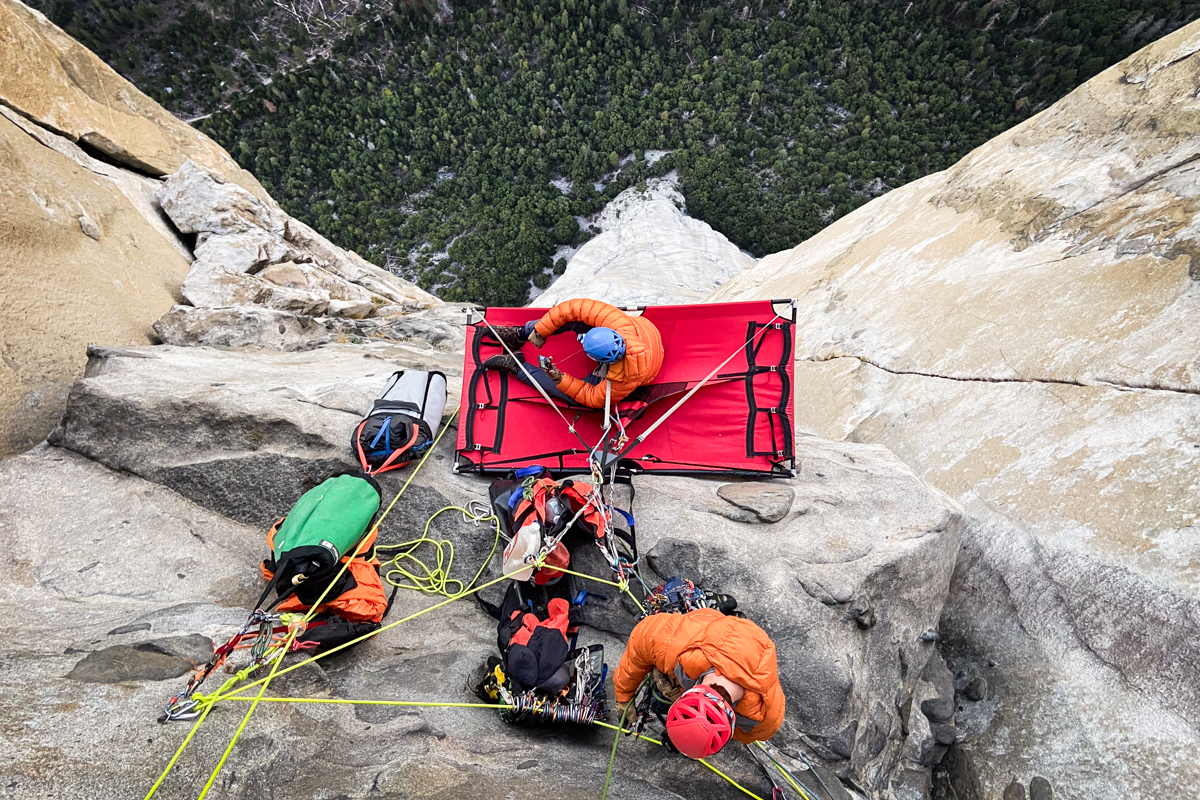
left=603, top=314, right=783, bottom=469
left=478, top=315, right=595, bottom=454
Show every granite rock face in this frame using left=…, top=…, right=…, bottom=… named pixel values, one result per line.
left=713, top=21, right=1200, bottom=800
left=0, top=103, right=190, bottom=457
left=28, top=340, right=965, bottom=799
left=158, top=161, right=438, bottom=319
left=153, top=305, right=338, bottom=350
left=0, top=0, right=441, bottom=457
left=0, top=0, right=268, bottom=192
left=539, top=180, right=756, bottom=306
left=48, top=342, right=460, bottom=527
left=637, top=447, right=964, bottom=800
left=0, top=445, right=745, bottom=800
left=152, top=302, right=470, bottom=353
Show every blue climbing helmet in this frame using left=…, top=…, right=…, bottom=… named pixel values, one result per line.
left=579, top=327, right=626, bottom=363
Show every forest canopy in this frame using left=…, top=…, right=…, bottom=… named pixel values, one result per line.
left=32, top=0, right=1200, bottom=305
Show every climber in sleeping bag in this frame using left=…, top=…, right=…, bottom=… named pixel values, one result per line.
left=481, top=298, right=664, bottom=408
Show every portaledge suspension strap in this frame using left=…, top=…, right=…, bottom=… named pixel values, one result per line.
left=600, top=314, right=783, bottom=471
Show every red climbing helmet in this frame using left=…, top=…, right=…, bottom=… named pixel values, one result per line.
left=665, top=685, right=735, bottom=759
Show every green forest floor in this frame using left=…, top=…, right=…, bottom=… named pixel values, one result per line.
left=32, top=0, right=1200, bottom=305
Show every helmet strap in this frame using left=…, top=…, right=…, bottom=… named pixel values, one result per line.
left=693, top=684, right=736, bottom=725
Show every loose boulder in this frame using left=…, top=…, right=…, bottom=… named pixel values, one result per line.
left=715, top=482, right=796, bottom=523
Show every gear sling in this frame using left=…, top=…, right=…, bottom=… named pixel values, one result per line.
left=472, top=466, right=627, bottom=725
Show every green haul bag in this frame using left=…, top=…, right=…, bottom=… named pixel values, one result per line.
left=260, top=472, right=383, bottom=608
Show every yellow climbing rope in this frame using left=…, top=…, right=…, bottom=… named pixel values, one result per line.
left=208, top=699, right=771, bottom=800
left=204, top=571, right=514, bottom=706
left=145, top=408, right=464, bottom=800
left=754, top=741, right=817, bottom=800
left=143, top=699, right=215, bottom=798
left=293, top=406, right=465, bottom=628
left=373, top=502, right=501, bottom=598
left=150, top=549, right=768, bottom=800
left=213, top=697, right=510, bottom=710
left=371, top=405, right=460, bottom=533
left=551, top=564, right=647, bottom=613
left=601, top=704, right=631, bottom=799
left=145, top=640, right=298, bottom=800
left=196, top=630, right=297, bottom=800
left=593, top=720, right=768, bottom=800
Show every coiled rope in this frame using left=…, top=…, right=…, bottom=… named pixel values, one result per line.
left=373, top=501, right=501, bottom=598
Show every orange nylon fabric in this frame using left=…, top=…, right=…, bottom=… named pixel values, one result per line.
left=532, top=299, right=664, bottom=407
left=612, top=609, right=785, bottom=744
left=262, top=522, right=388, bottom=624
left=509, top=477, right=603, bottom=584
left=508, top=597, right=571, bottom=647
left=353, top=417, right=418, bottom=476
left=561, top=483, right=607, bottom=539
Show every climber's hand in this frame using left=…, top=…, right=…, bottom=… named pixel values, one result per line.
left=528, top=330, right=546, bottom=348
left=543, top=357, right=563, bottom=382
